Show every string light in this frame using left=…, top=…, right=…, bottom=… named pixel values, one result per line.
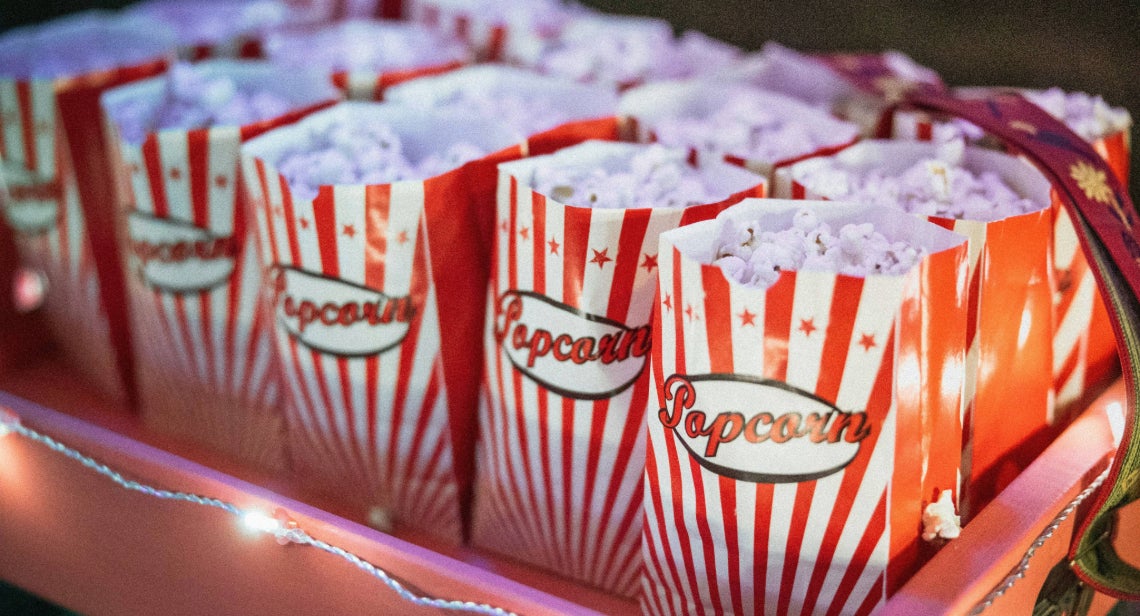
left=0, top=405, right=518, bottom=616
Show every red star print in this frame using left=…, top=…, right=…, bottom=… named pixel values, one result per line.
left=298, top=217, right=310, bottom=230
left=738, top=308, right=756, bottom=327
left=684, top=304, right=694, bottom=321
left=548, top=237, right=560, bottom=255
left=342, top=224, right=356, bottom=238
left=273, top=206, right=284, bottom=217
left=641, top=253, right=658, bottom=272
left=662, top=294, right=672, bottom=312
left=589, top=248, right=612, bottom=269
left=859, top=333, right=877, bottom=351
left=500, top=221, right=509, bottom=233
left=214, top=175, right=228, bottom=188
left=169, top=167, right=182, bottom=180
left=799, top=318, right=817, bottom=337
left=396, top=229, right=409, bottom=245
left=519, top=226, right=530, bottom=240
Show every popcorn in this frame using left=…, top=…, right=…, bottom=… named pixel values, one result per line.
left=273, top=117, right=485, bottom=198
left=263, top=19, right=468, bottom=73
left=529, top=144, right=727, bottom=209
left=383, top=65, right=619, bottom=140
left=921, top=489, right=962, bottom=542
left=110, top=63, right=293, bottom=143
left=518, top=13, right=739, bottom=87
left=710, top=206, right=925, bottom=288
left=127, top=0, right=291, bottom=49
left=0, top=11, right=174, bottom=79
left=793, top=141, right=1041, bottom=221
left=1023, top=88, right=1131, bottom=143
left=651, top=88, right=861, bottom=166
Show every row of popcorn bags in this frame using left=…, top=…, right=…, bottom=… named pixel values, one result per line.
left=646, top=198, right=969, bottom=615
left=0, top=12, right=176, bottom=406
left=775, top=140, right=1057, bottom=519
left=889, top=89, right=1131, bottom=414
left=473, top=140, right=765, bottom=596
left=100, top=59, right=340, bottom=472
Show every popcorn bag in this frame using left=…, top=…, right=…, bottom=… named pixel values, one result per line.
left=263, top=20, right=470, bottom=101
left=0, top=13, right=175, bottom=405
left=383, top=64, right=620, bottom=157
left=617, top=80, right=859, bottom=194
left=126, top=0, right=296, bottom=61
left=241, top=102, right=519, bottom=541
left=778, top=140, right=1057, bottom=518
left=644, top=199, right=968, bottom=615
left=889, top=89, right=1132, bottom=411
left=472, top=140, right=765, bottom=596
left=101, top=60, right=339, bottom=471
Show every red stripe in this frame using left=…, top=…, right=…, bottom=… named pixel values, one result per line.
left=702, top=265, right=734, bottom=373
left=508, top=176, right=519, bottom=289
left=559, top=396, right=577, bottom=578
left=387, top=284, right=427, bottom=491
left=917, top=120, right=933, bottom=141
left=563, top=206, right=591, bottom=308
left=606, top=209, right=651, bottom=322
left=532, top=192, right=546, bottom=295
left=243, top=274, right=270, bottom=403
left=764, top=273, right=796, bottom=380
left=719, top=476, right=743, bottom=615
left=645, top=418, right=696, bottom=613
left=142, top=135, right=170, bottom=218
left=309, top=350, right=357, bottom=482
left=777, top=481, right=818, bottom=615
left=853, top=575, right=886, bottom=616
left=535, top=385, right=567, bottom=572
left=198, top=290, right=216, bottom=391
left=592, top=373, right=651, bottom=579
left=365, top=356, right=379, bottom=473
left=671, top=249, right=687, bottom=378
left=286, top=339, right=336, bottom=466
left=406, top=362, right=444, bottom=499
left=826, top=492, right=887, bottom=616
left=641, top=535, right=670, bottom=616
left=575, top=397, right=612, bottom=579
left=815, top=276, right=865, bottom=402
left=187, top=129, right=210, bottom=227
left=364, top=184, right=391, bottom=289
left=510, top=368, right=553, bottom=571
left=16, top=81, right=36, bottom=172
left=685, top=451, right=722, bottom=612
left=493, top=340, right=545, bottom=557
left=486, top=25, right=507, bottom=61
left=223, top=235, right=245, bottom=394
left=254, top=160, right=280, bottom=263
left=792, top=181, right=806, bottom=199
left=753, top=483, right=774, bottom=614
left=965, top=249, right=981, bottom=348
left=336, top=356, right=371, bottom=486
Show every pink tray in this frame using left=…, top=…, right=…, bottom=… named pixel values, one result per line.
left=0, top=351, right=1132, bottom=615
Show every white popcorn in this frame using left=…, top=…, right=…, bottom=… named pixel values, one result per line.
left=1024, top=87, right=1132, bottom=143
left=111, top=63, right=293, bottom=143
left=526, top=14, right=739, bottom=87
left=711, top=207, right=925, bottom=289
left=433, top=90, right=573, bottom=137
left=530, top=144, right=727, bottom=209
left=794, top=144, right=1040, bottom=222
left=0, top=12, right=173, bottom=80
left=921, top=489, right=961, bottom=542
left=652, top=90, right=860, bottom=166
left=274, top=117, right=485, bottom=199
left=264, top=20, right=469, bottom=73
left=128, top=0, right=291, bottom=48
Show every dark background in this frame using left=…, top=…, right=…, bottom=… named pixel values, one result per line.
left=1, top=2, right=1138, bottom=614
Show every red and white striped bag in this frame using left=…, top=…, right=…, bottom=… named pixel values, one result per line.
left=890, top=91, right=1130, bottom=413
left=777, top=140, right=1057, bottom=519
left=408, top=0, right=569, bottom=62
left=101, top=60, right=339, bottom=471
left=645, top=199, right=968, bottom=615
left=617, top=80, right=860, bottom=195
left=473, top=140, right=765, bottom=596
left=0, top=14, right=175, bottom=405
left=241, top=102, right=520, bottom=542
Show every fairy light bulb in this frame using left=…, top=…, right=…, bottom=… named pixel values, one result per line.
left=241, top=507, right=303, bottom=545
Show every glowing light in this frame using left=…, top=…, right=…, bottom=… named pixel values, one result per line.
left=1106, top=401, right=1126, bottom=447
left=0, top=407, right=19, bottom=438
left=12, top=267, right=46, bottom=313
left=241, top=510, right=282, bottom=535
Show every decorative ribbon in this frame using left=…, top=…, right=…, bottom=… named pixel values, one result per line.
left=818, top=51, right=1140, bottom=599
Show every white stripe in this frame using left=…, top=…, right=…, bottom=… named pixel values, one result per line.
left=579, top=207, right=621, bottom=317
left=229, top=233, right=262, bottom=394
left=766, top=483, right=796, bottom=616
left=207, top=125, right=240, bottom=235
left=839, top=532, right=890, bottom=616
left=678, top=255, right=710, bottom=375
left=31, top=80, right=55, bottom=179
left=158, top=130, right=192, bottom=222
left=543, top=189, right=565, bottom=303
left=785, top=271, right=835, bottom=392
left=730, top=283, right=766, bottom=375
left=646, top=393, right=699, bottom=612
left=790, top=471, right=844, bottom=616
left=0, top=79, right=26, bottom=166
left=332, top=184, right=365, bottom=285
left=627, top=208, right=682, bottom=325
left=834, top=276, right=903, bottom=409
left=385, top=181, right=424, bottom=296
left=122, top=142, right=152, bottom=214
left=1053, top=272, right=1094, bottom=373
left=735, top=481, right=758, bottom=616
